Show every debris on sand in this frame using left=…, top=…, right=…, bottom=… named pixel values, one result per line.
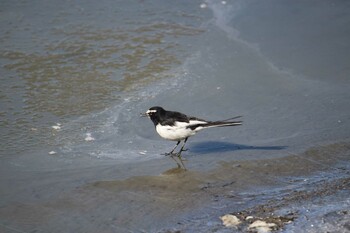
left=220, top=214, right=241, bottom=227
left=248, top=220, right=276, bottom=233
left=220, top=212, right=296, bottom=232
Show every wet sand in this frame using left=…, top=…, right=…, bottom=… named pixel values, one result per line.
left=1, top=142, right=349, bottom=232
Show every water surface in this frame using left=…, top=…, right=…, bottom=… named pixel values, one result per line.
left=1, top=0, right=350, bottom=232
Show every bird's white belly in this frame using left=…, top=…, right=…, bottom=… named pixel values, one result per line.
left=156, top=123, right=197, bottom=141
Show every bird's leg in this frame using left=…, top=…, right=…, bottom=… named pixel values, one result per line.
left=162, top=140, right=181, bottom=156
left=178, top=137, right=189, bottom=154
left=175, top=137, right=189, bottom=160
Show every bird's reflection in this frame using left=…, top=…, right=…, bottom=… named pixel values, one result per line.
left=166, top=153, right=187, bottom=170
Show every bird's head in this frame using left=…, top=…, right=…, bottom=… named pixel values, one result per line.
left=140, top=106, right=165, bottom=119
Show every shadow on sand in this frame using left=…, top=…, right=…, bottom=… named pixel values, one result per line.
left=188, top=141, right=287, bottom=154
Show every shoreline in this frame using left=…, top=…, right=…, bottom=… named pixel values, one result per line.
left=1, top=142, right=349, bottom=232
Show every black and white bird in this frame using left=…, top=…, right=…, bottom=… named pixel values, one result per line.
left=141, top=106, right=242, bottom=166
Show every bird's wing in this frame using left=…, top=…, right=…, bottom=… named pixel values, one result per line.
left=189, top=116, right=207, bottom=122
left=161, top=111, right=191, bottom=126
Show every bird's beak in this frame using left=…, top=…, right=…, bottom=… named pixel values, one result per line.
left=140, top=112, right=148, bottom=117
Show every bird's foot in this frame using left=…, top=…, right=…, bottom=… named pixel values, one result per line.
left=162, top=149, right=188, bottom=157
left=162, top=152, right=176, bottom=156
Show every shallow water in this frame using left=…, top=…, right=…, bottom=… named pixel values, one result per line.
left=1, top=0, right=350, bottom=232
left=0, top=0, right=205, bottom=157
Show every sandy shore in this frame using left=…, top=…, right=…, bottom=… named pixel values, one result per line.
left=1, top=142, right=349, bottom=233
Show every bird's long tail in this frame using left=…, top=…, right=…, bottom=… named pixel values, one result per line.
left=209, top=115, right=242, bottom=127
left=188, top=116, right=242, bottom=130
left=206, top=119, right=242, bottom=128
left=220, top=115, right=242, bottom=122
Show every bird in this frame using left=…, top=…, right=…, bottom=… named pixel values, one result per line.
left=141, top=106, right=242, bottom=168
